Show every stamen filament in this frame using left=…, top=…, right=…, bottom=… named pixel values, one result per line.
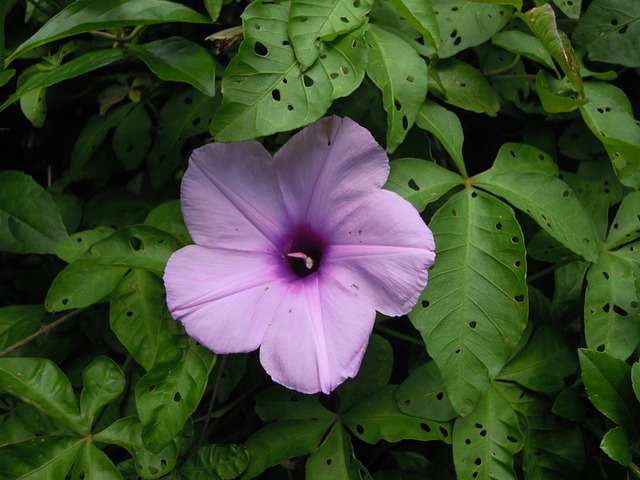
left=287, top=252, right=314, bottom=270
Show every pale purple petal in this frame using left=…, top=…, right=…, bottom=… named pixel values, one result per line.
left=274, top=116, right=389, bottom=226
left=182, top=141, right=290, bottom=252
left=259, top=274, right=375, bottom=394
left=164, top=245, right=287, bottom=353
left=325, top=190, right=435, bottom=316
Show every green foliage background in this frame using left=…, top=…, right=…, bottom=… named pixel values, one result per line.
left=1, top=0, right=639, bottom=478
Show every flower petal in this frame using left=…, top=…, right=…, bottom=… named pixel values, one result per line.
left=326, top=190, right=435, bottom=316
left=274, top=116, right=389, bottom=226
left=182, top=141, right=290, bottom=252
left=259, top=274, right=375, bottom=394
left=164, top=245, right=287, bottom=353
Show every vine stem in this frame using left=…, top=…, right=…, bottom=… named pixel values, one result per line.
left=0, top=307, right=88, bottom=357
left=196, top=354, right=228, bottom=450
left=374, top=324, right=424, bottom=347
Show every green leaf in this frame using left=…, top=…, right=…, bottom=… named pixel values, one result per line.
left=415, top=99, right=466, bottom=176
left=241, top=419, right=333, bottom=479
left=126, top=37, right=217, bottom=97
left=452, top=383, right=522, bottom=480
left=179, top=444, right=249, bottom=480
left=518, top=3, right=583, bottom=95
left=552, top=0, right=581, bottom=19
left=0, top=436, right=82, bottom=479
left=578, top=349, right=640, bottom=436
left=572, top=0, right=640, bottom=68
left=410, top=188, right=528, bottom=416
left=71, top=441, right=123, bottom=480
left=433, top=0, right=512, bottom=58
left=95, top=416, right=177, bottom=479
left=535, top=70, right=588, bottom=113
left=6, top=0, right=210, bottom=64
left=600, top=426, right=632, bottom=467
left=0, top=304, right=44, bottom=351
left=385, top=158, right=463, bottom=212
left=343, top=385, right=451, bottom=444
left=365, top=24, right=428, bottom=153
left=396, top=361, right=457, bottom=421
left=45, top=260, right=128, bottom=312
left=633, top=362, right=640, bottom=403
left=0, top=357, right=83, bottom=434
left=580, top=82, right=640, bottom=189
left=306, top=423, right=372, bottom=479
left=110, top=269, right=182, bottom=371
left=211, top=2, right=367, bottom=141
left=204, top=0, right=223, bottom=22
left=496, top=327, right=576, bottom=394
left=287, top=0, right=372, bottom=68
left=80, top=356, right=125, bottom=430
left=136, top=341, right=215, bottom=445
left=112, top=104, right=152, bottom=170
left=605, top=191, right=640, bottom=249
left=55, top=226, right=116, bottom=263
left=584, top=251, right=640, bottom=359
left=492, top=30, right=556, bottom=72
left=473, top=143, right=599, bottom=262
left=0, top=171, right=67, bottom=254
left=387, top=0, right=440, bottom=48
left=434, top=58, right=500, bottom=116
left=20, top=86, right=47, bottom=128
left=0, top=49, right=126, bottom=113
left=144, top=201, right=190, bottom=246
left=255, top=386, right=334, bottom=423
left=148, top=89, right=217, bottom=188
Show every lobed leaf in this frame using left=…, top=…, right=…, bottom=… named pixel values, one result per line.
left=56, top=227, right=116, bottom=264
left=410, top=188, right=528, bottom=415
left=144, top=201, right=191, bottom=246
left=396, top=361, right=457, bottom=421
left=605, top=191, right=640, bottom=249
left=71, top=441, right=123, bottom=480
left=306, top=423, right=372, bottom=479
left=551, top=0, right=581, bottom=19
left=0, top=436, right=83, bottom=479
left=80, top=356, right=125, bottom=430
left=452, top=383, right=522, bottom=480
left=6, top=0, right=210, bottom=64
left=288, top=0, right=372, bottom=68
left=0, top=171, right=67, bottom=254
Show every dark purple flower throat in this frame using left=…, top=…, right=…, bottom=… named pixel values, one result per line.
left=282, top=225, right=326, bottom=278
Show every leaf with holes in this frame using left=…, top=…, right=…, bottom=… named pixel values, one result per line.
left=580, top=82, right=640, bottom=189
left=561, top=171, right=610, bottom=243
left=473, top=143, right=599, bottom=262
left=365, top=24, right=428, bottom=152
left=112, top=104, right=152, bottom=170
left=552, top=0, right=581, bottom=19
left=410, top=188, right=528, bottom=416
left=0, top=304, right=43, bottom=351
left=144, top=201, right=191, bottom=246
left=20, top=86, right=47, bottom=128
left=147, top=90, right=217, bottom=188
left=55, top=227, right=115, bottom=263
left=605, top=191, right=640, bottom=249
left=79, top=356, right=125, bottom=430
left=584, top=251, right=640, bottom=360
left=518, top=3, right=583, bottom=95
left=343, top=385, right=452, bottom=444
left=388, top=0, right=440, bottom=48
left=45, top=261, right=128, bottom=312
left=434, top=58, right=500, bottom=116
left=126, top=37, right=217, bottom=97
left=0, top=171, right=67, bottom=254
left=211, top=2, right=366, bottom=141
left=415, top=99, right=466, bottom=176
left=452, top=383, right=522, bottom=480
left=110, top=269, right=184, bottom=371
left=0, top=358, right=84, bottom=434
left=496, top=327, right=577, bottom=394
left=552, top=261, right=590, bottom=320
left=578, top=349, right=640, bottom=436
left=95, top=416, right=178, bottom=479
left=241, top=419, right=333, bottom=479
left=535, top=70, right=587, bottom=114
left=306, top=423, right=372, bottom=479
left=287, top=0, right=372, bottom=68
left=70, top=103, right=135, bottom=180
left=179, top=444, right=250, bottom=480
left=396, top=361, right=457, bottom=422
left=136, top=340, right=215, bottom=446
left=572, top=0, right=640, bottom=68
left=0, top=436, right=83, bottom=479
left=385, top=158, right=463, bottom=212
left=254, top=386, right=334, bottom=422
left=600, top=426, right=632, bottom=467
left=432, top=0, right=512, bottom=58
left=70, top=441, right=122, bottom=480
left=6, top=0, right=210, bottom=64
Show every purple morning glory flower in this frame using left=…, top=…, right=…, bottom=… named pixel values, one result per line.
left=163, top=116, right=435, bottom=394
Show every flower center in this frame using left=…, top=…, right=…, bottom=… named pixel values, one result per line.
left=283, top=227, right=325, bottom=278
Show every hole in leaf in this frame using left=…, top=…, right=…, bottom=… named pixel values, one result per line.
left=402, top=115, right=409, bottom=131
left=495, top=222, right=502, bottom=230
left=507, top=435, right=518, bottom=443
left=126, top=311, right=133, bottom=317
left=149, top=466, right=158, bottom=475
left=192, top=117, right=201, bottom=126
left=602, top=271, right=610, bottom=280
left=603, top=303, right=610, bottom=313
left=340, top=66, right=349, bottom=75
left=129, top=236, right=142, bottom=251
left=271, top=89, right=281, bottom=101
left=420, top=422, right=431, bottom=432
left=619, top=24, right=628, bottom=34
left=76, top=237, right=83, bottom=243
left=469, top=321, right=477, bottom=329
left=288, top=391, right=298, bottom=402
left=330, top=72, right=339, bottom=79
left=405, top=75, right=414, bottom=83
left=340, top=16, right=349, bottom=23
left=562, top=190, right=570, bottom=197
left=511, top=236, right=519, bottom=243
left=451, top=208, right=458, bottom=217
left=514, top=294, right=524, bottom=303
left=404, top=399, right=411, bottom=406
left=354, top=0, right=361, bottom=6
left=408, top=179, right=420, bottom=191
left=613, top=304, right=628, bottom=316
left=515, top=261, right=521, bottom=267
left=465, top=438, right=471, bottom=445
left=254, top=41, right=268, bottom=56
left=173, top=392, right=182, bottom=402
left=455, top=348, right=461, bottom=354
left=148, top=385, right=156, bottom=393
left=474, top=458, right=482, bottom=466
left=326, top=458, right=332, bottom=465
left=287, top=104, right=294, bottom=111
left=471, top=191, right=477, bottom=198
left=184, top=96, right=193, bottom=104
left=436, top=391, right=444, bottom=400
left=480, top=430, right=487, bottom=437
left=453, top=36, right=461, bottom=46
left=597, top=344, right=605, bottom=352
left=303, top=75, right=314, bottom=87
left=254, top=23, right=261, bottom=30
left=394, top=99, right=402, bottom=111
left=356, top=424, right=365, bottom=434
left=62, top=298, right=69, bottom=305
left=282, top=40, right=290, bottom=46
left=299, top=16, right=308, bottom=22
left=422, top=300, right=429, bottom=308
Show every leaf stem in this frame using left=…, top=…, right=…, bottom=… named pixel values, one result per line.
left=196, top=354, right=228, bottom=450
left=527, top=262, right=568, bottom=282
left=484, top=54, right=522, bottom=76
left=374, top=324, right=424, bottom=347
left=0, top=308, right=88, bottom=357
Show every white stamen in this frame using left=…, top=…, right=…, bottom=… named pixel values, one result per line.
left=287, top=252, right=314, bottom=270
